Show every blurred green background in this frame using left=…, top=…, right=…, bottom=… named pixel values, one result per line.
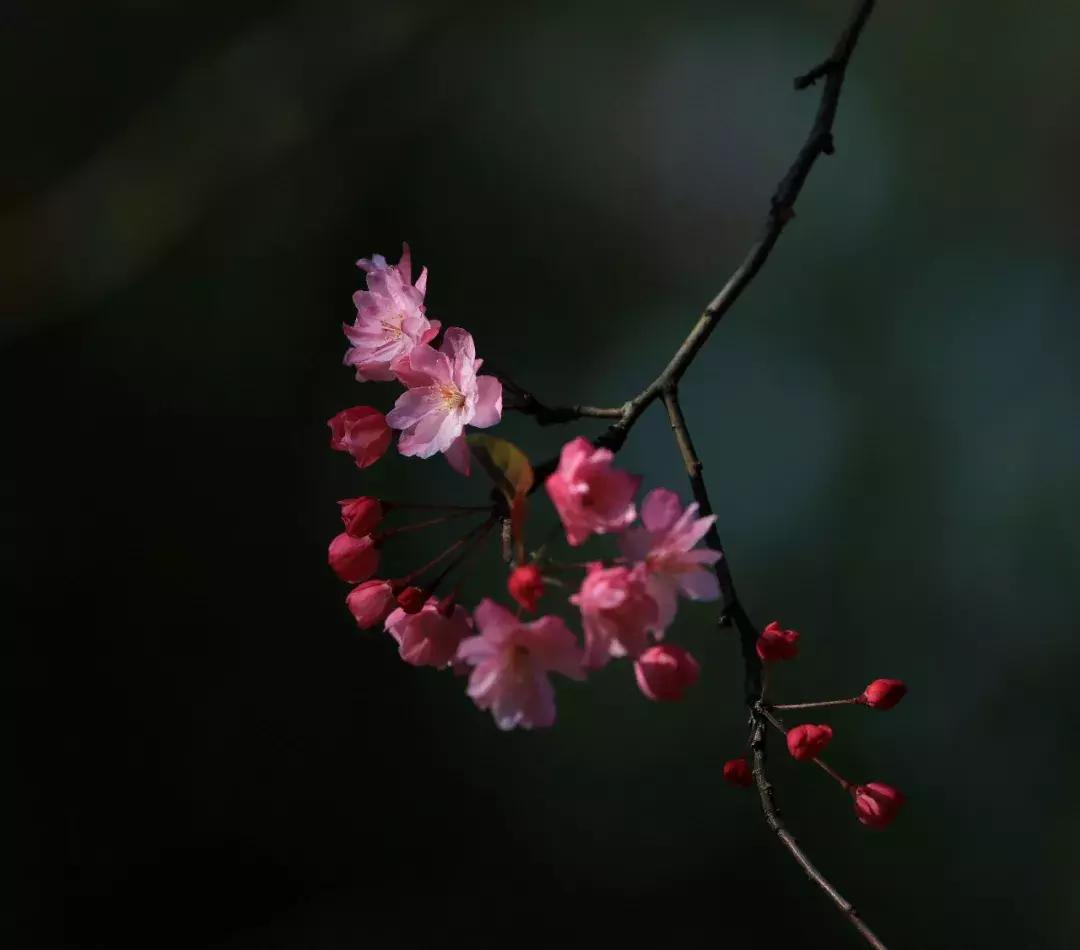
left=7, top=1, right=1080, bottom=947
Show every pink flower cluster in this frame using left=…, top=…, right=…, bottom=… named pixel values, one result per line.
left=325, top=249, right=723, bottom=729
left=330, top=245, right=503, bottom=475
left=328, top=434, right=719, bottom=729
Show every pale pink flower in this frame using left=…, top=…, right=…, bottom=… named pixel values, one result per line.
left=344, top=243, right=441, bottom=381
left=620, top=488, right=722, bottom=630
left=385, top=596, right=473, bottom=668
left=327, top=406, right=393, bottom=469
left=385, top=327, right=502, bottom=474
left=570, top=563, right=658, bottom=668
left=457, top=599, right=585, bottom=730
left=545, top=437, right=640, bottom=546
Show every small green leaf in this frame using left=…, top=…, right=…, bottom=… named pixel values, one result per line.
left=466, top=434, right=534, bottom=501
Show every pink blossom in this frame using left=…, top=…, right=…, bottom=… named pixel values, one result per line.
left=570, top=563, right=658, bottom=668
left=620, top=488, right=722, bottom=630
left=385, top=596, right=473, bottom=668
left=545, top=437, right=640, bottom=546
left=457, top=599, right=585, bottom=730
left=385, top=328, right=502, bottom=474
left=328, top=533, right=379, bottom=583
left=634, top=644, right=700, bottom=701
left=346, top=580, right=396, bottom=629
left=327, top=407, right=393, bottom=469
left=343, top=244, right=441, bottom=381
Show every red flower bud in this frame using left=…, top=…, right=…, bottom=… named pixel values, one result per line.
left=786, top=723, right=833, bottom=761
left=755, top=621, right=800, bottom=662
left=328, top=533, right=379, bottom=583
left=507, top=563, right=544, bottom=612
left=396, top=586, right=427, bottom=614
left=345, top=580, right=396, bottom=629
left=722, top=757, right=754, bottom=788
left=853, top=782, right=905, bottom=829
left=338, top=496, right=383, bottom=538
left=861, top=678, right=907, bottom=710
left=327, top=406, right=392, bottom=469
left=633, top=644, right=700, bottom=701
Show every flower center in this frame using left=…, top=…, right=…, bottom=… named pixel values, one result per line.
left=439, top=385, right=466, bottom=411
left=380, top=314, right=406, bottom=339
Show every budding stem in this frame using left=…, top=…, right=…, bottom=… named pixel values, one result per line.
left=377, top=510, right=480, bottom=540
left=383, top=502, right=493, bottom=513
left=770, top=697, right=862, bottom=711
left=759, top=705, right=854, bottom=792
left=811, top=756, right=853, bottom=792
left=400, top=517, right=495, bottom=584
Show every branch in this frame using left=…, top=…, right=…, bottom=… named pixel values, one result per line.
left=663, top=385, right=884, bottom=947
left=528, top=2, right=882, bottom=943
left=494, top=368, right=625, bottom=425
left=750, top=712, right=886, bottom=950
left=528, top=0, right=877, bottom=458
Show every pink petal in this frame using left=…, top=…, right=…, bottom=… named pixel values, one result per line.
left=470, top=376, right=503, bottom=429
left=676, top=568, right=721, bottom=602
left=397, top=242, right=412, bottom=284
left=641, top=488, right=683, bottom=533
left=397, top=410, right=463, bottom=458
left=444, top=434, right=472, bottom=476
left=386, top=387, right=444, bottom=430
left=472, top=598, right=519, bottom=643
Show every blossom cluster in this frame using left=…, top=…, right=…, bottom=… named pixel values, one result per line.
left=330, top=244, right=503, bottom=475
left=722, top=623, right=908, bottom=829
left=324, top=245, right=906, bottom=835
left=325, top=247, right=722, bottom=731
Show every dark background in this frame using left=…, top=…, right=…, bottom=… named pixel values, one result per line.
left=7, top=1, right=1080, bottom=947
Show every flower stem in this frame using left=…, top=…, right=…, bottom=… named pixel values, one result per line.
left=759, top=705, right=854, bottom=791
left=771, top=697, right=862, bottom=711
left=377, top=510, right=479, bottom=540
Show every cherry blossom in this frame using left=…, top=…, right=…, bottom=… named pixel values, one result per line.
left=338, top=496, right=383, bottom=538
left=385, top=596, right=473, bottom=668
left=786, top=723, right=834, bottom=761
left=634, top=643, right=700, bottom=701
left=722, top=757, right=754, bottom=788
left=385, top=327, right=502, bottom=475
left=344, top=243, right=440, bottom=382
left=328, top=533, right=379, bottom=583
left=456, top=599, right=585, bottom=730
left=507, top=563, right=544, bottom=612
left=570, top=563, right=658, bottom=668
left=853, top=782, right=905, bottom=829
left=756, top=621, right=800, bottom=662
left=345, top=580, right=397, bottom=629
left=860, top=678, right=908, bottom=710
left=620, top=488, right=722, bottom=630
left=545, top=437, right=641, bottom=546
left=328, top=406, right=393, bottom=469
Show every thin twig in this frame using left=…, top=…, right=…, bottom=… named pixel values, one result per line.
left=531, top=0, right=877, bottom=465
left=751, top=713, right=885, bottom=950
left=493, top=367, right=625, bottom=425
left=772, top=697, right=862, bottom=711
